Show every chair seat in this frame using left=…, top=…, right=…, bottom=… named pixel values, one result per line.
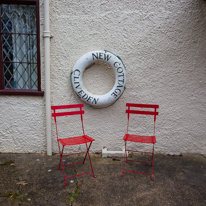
left=58, top=135, right=95, bottom=146
left=123, top=134, right=156, bottom=143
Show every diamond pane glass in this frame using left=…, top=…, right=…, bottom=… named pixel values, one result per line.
left=1, top=4, right=36, bottom=34
left=0, top=4, right=38, bottom=90
left=13, top=63, right=38, bottom=90
left=3, top=63, right=14, bottom=88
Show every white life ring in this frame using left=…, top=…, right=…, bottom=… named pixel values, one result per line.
left=71, top=50, right=126, bottom=107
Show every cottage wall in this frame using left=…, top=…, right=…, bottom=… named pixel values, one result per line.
left=1, top=0, right=206, bottom=154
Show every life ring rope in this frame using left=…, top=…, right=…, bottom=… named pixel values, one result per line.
left=104, top=50, right=126, bottom=72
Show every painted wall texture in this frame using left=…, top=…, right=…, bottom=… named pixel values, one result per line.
left=0, top=0, right=206, bottom=155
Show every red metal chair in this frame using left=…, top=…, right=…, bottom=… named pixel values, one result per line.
left=51, top=104, right=96, bottom=186
left=121, top=103, right=159, bottom=181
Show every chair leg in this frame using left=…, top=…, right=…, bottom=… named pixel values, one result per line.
left=125, top=141, right=128, bottom=163
left=83, top=142, right=96, bottom=178
left=151, top=143, right=155, bottom=181
left=59, top=145, right=67, bottom=186
left=57, top=145, right=64, bottom=170
left=83, top=142, right=92, bottom=164
left=88, top=149, right=96, bottom=178
left=121, top=141, right=127, bottom=177
left=60, top=159, right=67, bottom=186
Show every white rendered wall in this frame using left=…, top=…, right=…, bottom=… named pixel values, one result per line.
left=0, top=0, right=46, bottom=153
left=1, top=0, right=206, bottom=155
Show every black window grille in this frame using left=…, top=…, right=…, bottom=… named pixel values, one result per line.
left=0, top=0, right=43, bottom=96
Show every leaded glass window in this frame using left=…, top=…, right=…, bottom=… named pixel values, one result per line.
left=0, top=0, right=42, bottom=95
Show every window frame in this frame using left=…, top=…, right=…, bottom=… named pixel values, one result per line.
left=0, top=0, right=44, bottom=96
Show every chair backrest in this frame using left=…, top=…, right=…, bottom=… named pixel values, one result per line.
left=125, top=103, right=159, bottom=135
left=51, top=104, right=85, bottom=140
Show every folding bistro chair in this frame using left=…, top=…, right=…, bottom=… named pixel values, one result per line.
left=121, top=103, right=159, bottom=181
left=51, top=104, right=96, bottom=186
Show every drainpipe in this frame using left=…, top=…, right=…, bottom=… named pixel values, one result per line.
left=44, top=0, right=52, bottom=156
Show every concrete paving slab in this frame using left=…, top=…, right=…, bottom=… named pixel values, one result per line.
left=0, top=153, right=206, bottom=206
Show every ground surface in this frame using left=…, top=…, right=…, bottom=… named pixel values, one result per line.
left=0, top=153, right=206, bottom=206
